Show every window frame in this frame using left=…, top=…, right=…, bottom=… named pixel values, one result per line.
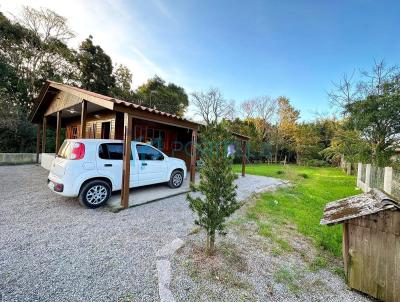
left=135, top=144, right=165, bottom=161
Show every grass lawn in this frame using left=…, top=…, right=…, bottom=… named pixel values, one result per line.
left=232, top=164, right=360, bottom=258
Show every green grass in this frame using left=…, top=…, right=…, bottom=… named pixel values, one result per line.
left=233, top=164, right=360, bottom=257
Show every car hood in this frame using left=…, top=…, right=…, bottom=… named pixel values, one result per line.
left=168, top=157, right=186, bottom=167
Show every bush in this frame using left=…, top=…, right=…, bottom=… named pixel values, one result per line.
left=306, top=159, right=329, bottom=167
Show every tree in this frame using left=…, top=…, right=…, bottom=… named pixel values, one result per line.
left=77, top=35, right=115, bottom=95
left=191, top=88, right=234, bottom=125
left=241, top=96, right=277, bottom=141
left=321, top=127, right=371, bottom=165
left=1, top=8, right=77, bottom=104
left=187, top=124, right=239, bottom=255
left=294, top=123, right=321, bottom=165
left=137, top=75, right=189, bottom=116
left=271, top=97, right=299, bottom=162
left=111, top=64, right=137, bottom=101
left=345, top=80, right=400, bottom=166
left=0, top=8, right=76, bottom=152
left=329, top=60, right=400, bottom=165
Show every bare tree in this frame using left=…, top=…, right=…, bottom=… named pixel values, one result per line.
left=241, top=98, right=258, bottom=119
left=241, top=96, right=277, bottom=140
left=327, top=70, right=360, bottom=109
left=14, top=7, right=76, bottom=97
left=328, top=59, right=399, bottom=111
left=359, top=59, right=399, bottom=96
left=191, top=88, right=234, bottom=125
left=18, top=6, right=74, bottom=43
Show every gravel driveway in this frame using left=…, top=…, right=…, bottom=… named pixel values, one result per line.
left=0, top=165, right=282, bottom=302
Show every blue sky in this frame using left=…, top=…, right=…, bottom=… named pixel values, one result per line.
left=2, top=0, right=400, bottom=120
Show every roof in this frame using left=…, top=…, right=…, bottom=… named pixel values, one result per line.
left=320, top=189, right=400, bottom=226
left=29, top=80, right=200, bottom=128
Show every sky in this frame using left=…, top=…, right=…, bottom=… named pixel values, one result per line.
left=1, top=0, right=399, bottom=120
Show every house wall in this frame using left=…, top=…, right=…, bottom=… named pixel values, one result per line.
left=345, top=210, right=400, bottom=302
left=64, top=110, right=117, bottom=139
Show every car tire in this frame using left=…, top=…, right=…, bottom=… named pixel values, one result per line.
left=168, top=170, right=184, bottom=188
left=79, top=180, right=111, bottom=208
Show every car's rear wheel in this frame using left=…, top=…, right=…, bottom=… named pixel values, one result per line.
left=168, top=170, right=184, bottom=188
left=79, top=180, right=111, bottom=208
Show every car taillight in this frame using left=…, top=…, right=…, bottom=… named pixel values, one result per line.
left=70, top=142, right=85, bottom=160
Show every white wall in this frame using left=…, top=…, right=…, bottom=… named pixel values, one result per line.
left=41, top=153, right=56, bottom=170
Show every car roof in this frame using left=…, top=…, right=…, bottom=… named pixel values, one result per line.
left=65, top=139, right=148, bottom=145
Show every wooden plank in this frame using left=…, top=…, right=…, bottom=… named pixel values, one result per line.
left=44, top=90, right=83, bottom=116
left=48, top=82, right=114, bottom=110
left=376, top=231, right=387, bottom=301
left=121, top=113, right=132, bottom=209
left=369, top=226, right=379, bottom=297
left=342, top=223, right=350, bottom=277
left=353, top=225, right=363, bottom=291
left=42, top=117, right=47, bottom=153
left=241, top=140, right=246, bottom=177
left=36, top=123, right=41, bottom=163
left=361, top=226, right=372, bottom=296
left=394, top=236, right=400, bottom=302
left=393, top=211, right=400, bottom=236
left=348, top=224, right=356, bottom=288
left=80, top=100, right=87, bottom=138
left=190, top=129, right=197, bottom=184
left=55, top=111, right=62, bottom=154
left=386, top=233, right=396, bottom=302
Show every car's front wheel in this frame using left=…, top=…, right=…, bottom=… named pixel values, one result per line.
left=79, top=180, right=111, bottom=208
left=168, top=170, right=184, bottom=188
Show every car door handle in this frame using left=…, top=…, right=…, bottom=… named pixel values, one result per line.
left=141, top=162, right=147, bottom=166
left=104, top=164, right=112, bottom=167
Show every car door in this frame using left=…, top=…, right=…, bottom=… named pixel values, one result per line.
left=96, top=143, right=139, bottom=190
left=135, top=144, right=167, bottom=185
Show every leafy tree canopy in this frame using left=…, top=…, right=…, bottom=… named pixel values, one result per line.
left=137, top=75, right=188, bottom=116
left=77, top=35, right=115, bottom=95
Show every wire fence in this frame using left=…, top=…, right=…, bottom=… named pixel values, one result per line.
left=357, top=163, right=399, bottom=202
left=370, top=166, right=385, bottom=191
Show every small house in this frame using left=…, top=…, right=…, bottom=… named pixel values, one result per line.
left=321, top=189, right=400, bottom=302
left=29, top=81, right=249, bottom=208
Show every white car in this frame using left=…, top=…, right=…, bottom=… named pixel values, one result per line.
left=48, top=139, right=187, bottom=208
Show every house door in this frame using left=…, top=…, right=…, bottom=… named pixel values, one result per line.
left=101, top=122, right=111, bottom=139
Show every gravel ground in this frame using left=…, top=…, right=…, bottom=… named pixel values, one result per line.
left=0, top=165, right=282, bottom=302
left=170, top=197, right=374, bottom=302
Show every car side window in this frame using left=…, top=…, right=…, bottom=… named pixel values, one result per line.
left=136, top=145, right=164, bottom=161
left=99, top=143, right=125, bottom=160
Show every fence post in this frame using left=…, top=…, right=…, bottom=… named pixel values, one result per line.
left=365, top=164, right=371, bottom=192
left=346, top=162, right=352, bottom=175
left=357, top=163, right=362, bottom=188
left=384, top=166, right=393, bottom=195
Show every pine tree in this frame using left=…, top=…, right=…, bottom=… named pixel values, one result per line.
left=187, top=124, right=239, bottom=255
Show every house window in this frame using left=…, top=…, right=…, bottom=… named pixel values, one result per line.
left=71, top=126, right=78, bottom=139
left=134, top=125, right=168, bottom=150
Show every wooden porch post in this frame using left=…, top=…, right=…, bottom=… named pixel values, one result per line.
left=80, top=100, right=87, bottom=138
left=42, top=117, right=47, bottom=153
left=36, top=123, right=41, bottom=163
left=241, top=140, right=246, bottom=177
left=190, top=129, right=197, bottom=184
left=55, top=111, right=62, bottom=154
left=121, top=113, right=132, bottom=209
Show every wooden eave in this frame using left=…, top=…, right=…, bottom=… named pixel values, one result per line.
left=29, top=81, right=200, bottom=130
